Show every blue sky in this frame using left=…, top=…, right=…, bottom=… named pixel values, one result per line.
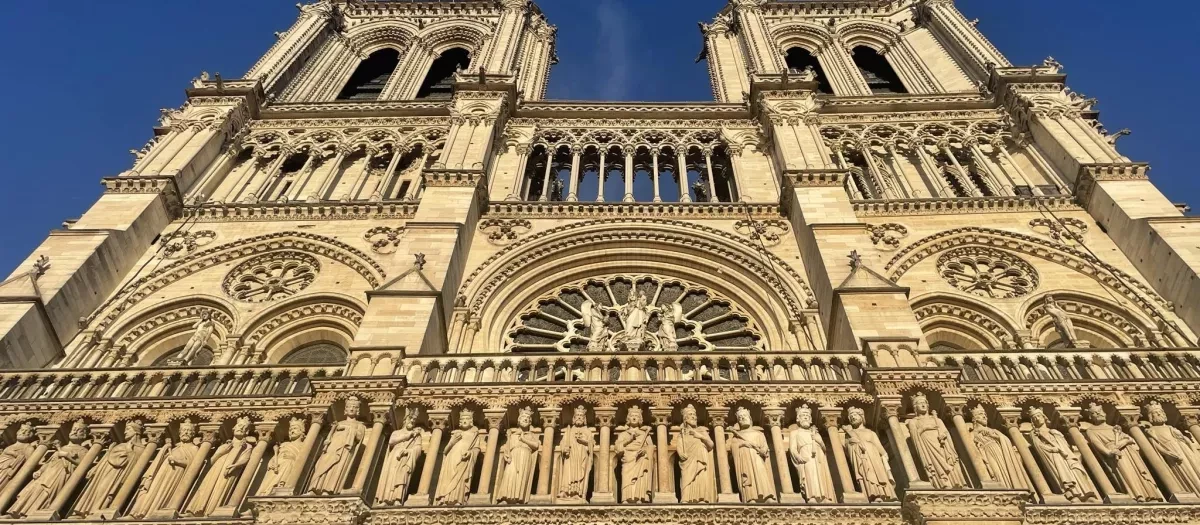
left=1, top=0, right=1196, bottom=274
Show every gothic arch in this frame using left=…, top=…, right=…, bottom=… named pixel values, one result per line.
left=456, top=219, right=816, bottom=353
left=770, top=21, right=833, bottom=55
left=87, top=231, right=386, bottom=334
left=834, top=19, right=898, bottom=52
left=885, top=227, right=1171, bottom=326
left=239, top=294, right=365, bottom=364
left=1021, top=291, right=1157, bottom=349
left=344, top=20, right=418, bottom=55
left=416, top=21, right=489, bottom=55
left=102, top=296, right=238, bottom=366
left=911, top=293, right=1020, bottom=350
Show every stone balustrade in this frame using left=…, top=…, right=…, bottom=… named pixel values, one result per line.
left=921, top=348, right=1200, bottom=382
left=402, top=350, right=866, bottom=385
left=0, top=364, right=345, bottom=401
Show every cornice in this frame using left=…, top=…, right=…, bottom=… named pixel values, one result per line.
left=853, top=196, right=1080, bottom=217
left=514, top=101, right=750, bottom=121
left=260, top=100, right=451, bottom=120
left=366, top=505, right=904, bottom=525
left=485, top=201, right=782, bottom=220
left=761, top=0, right=916, bottom=17
left=183, top=201, right=418, bottom=222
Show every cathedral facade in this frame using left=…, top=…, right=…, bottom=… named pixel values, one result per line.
left=0, top=0, right=1198, bottom=523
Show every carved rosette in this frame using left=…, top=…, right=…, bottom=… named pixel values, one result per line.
left=479, top=218, right=532, bottom=246
left=223, top=251, right=320, bottom=302
left=937, top=247, right=1038, bottom=299
left=733, top=219, right=790, bottom=246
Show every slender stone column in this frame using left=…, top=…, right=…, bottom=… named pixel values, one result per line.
left=0, top=428, right=53, bottom=513
left=968, top=140, right=1007, bottom=195
left=370, top=147, right=405, bottom=201
left=994, top=139, right=1037, bottom=193
left=145, top=125, right=199, bottom=174
left=997, top=409, right=1061, bottom=503
left=286, top=152, right=320, bottom=201
left=407, top=411, right=448, bottom=506
left=349, top=411, right=387, bottom=494
left=156, top=425, right=216, bottom=518
left=1182, top=410, right=1200, bottom=443
left=676, top=149, right=691, bottom=202
left=1117, top=408, right=1194, bottom=503
left=710, top=408, right=739, bottom=503
left=591, top=408, right=616, bottom=504
left=650, top=148, right=662, bottom=202
left=820, top=408, right=864, bottom=503
left=310, top=148, right=348, bottom=202
left=108, top=425, right=166, bottom=518
left=945, top=400, right=997, bottom=489
left=881, top=403, right=925, bottom=488
left=44, top=426, right=111, bottom=520
left=539, top=149, right=555, bottom=201
left=223, top=423, right=275, bottom=516
left=884, top=143, right=916, bottom=198
left=623, top=149, right=635, bottom=202
left=404, top=149, right=431, bottom=200
left=274, top=413, right=323, bottom=495
left=651, top=409, right=676, bottom=503
left=764, top=408, right=795, bottom=501
left=595, top=149, right=607, bottom=202
left=912, top=141, right=950, bottom=197
left=529, top=409, right=559, bottom=503
left=941, top=142, right=979, bottom=197
left=220, top=157, right=261, bottom=202
left=1058, top=408, right=1126, bottom=503
left=474, top=409, right=506, bottom=503
left=246, top=151, right=290, bottom=203
left=702, top=149, right=718, bottom=202
left=858, top=142, right=892, bottom=199
left=566, top=147, right=581, bottom=201
left=345, top=148, right=379, bottom=202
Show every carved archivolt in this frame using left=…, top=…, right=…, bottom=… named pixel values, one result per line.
left=87, top=231, right=385, bottom=333
left=1028, top=217, right=1088, bottom=246
left=912, top=295, right=1019, bottom=350
left=937, top=247, right=1038, bottom=299
left=242, top=297, right=366, bottom=354
left=505, top=274, right=765, bottom=353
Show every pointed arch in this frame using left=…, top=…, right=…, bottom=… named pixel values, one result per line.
left=239, top=294, right=365, bottom=364
left=911, top=293, right=1020, bottom=351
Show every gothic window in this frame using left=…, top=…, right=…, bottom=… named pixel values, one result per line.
left=505, top=274, right=765, bottom=353
left=851, top=46, right=907, bottom=94
left=416, top=48, right=471, bottom=100
left=784, top=47, right=832, bottom=94
left=337, top=48, right=401, bottom=101
left=280, top=342, right=348, bottom=365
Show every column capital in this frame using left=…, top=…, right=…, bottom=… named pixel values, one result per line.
left=483, top=408, right=507, bottom=429
left=143, top=423, right=170, bottom=445
left=594, top=407, right=617, bottom=427
left=1113, top=405, right=1143, bottom=429
left=762, top=407, right=786, bottom=427
left=1054, top=406, right=1083, bottom=427
left=538, top=407, right=560, bottom=428
left=254, top=421, right=278, bottom=442
left=818, top=407, right=843, bottom=429
left=427, top=410, right=452, bottom=429
left=1178, top=406, right=1200, bottom=427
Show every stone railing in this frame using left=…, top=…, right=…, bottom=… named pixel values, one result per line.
left=401, top=351, right=866, bottom=384
left=921, top=348, right=1200, bottom=382
left=0, top=364, right=345, bottom=401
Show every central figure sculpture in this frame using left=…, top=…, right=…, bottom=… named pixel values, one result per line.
left=555, top=406, right=595, bottom=503
left=581, top=292, right=682, bottom=352
left=309, top=396, right=366, bottom=495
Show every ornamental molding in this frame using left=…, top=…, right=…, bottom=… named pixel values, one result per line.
left=853, top=196, right=1080, bottom=217
left=478, top=218, right=531, bottom=245
left=901, top=490, right=1027, bottom=522
left=866, top=223, right=908, bottom=250
left=1028, top=217, right=1088, bottom=246
left=865, top=369, right=963, bottom=397
left=1024, top=505, right=1200, bottom=525
left=457, top=218, right=817, bottom=321
left=733, top=218, right=790, bottom=246
left=250, top=496, right=369, bottom=525
left=486, top=201, right=782, bottom=220
left=159, top=230, right=217, bottom=259
left=113, top=304, right=236, bottom=349
left=788, top=169, right=849, bottom=187
left=364, top=226, right=406, bottom=254
left=243, top=301, right=365, bottom=350
left=423, top=169, right=485, bottom=187
left=184, top=202, right=418, bottom=222
left=1074, top=162, right=1151, bottom=205
left=0, top=398, right=312, bottom=424
left=399, top=383, right=871, bottom=413
left=883, top=227, right=1170, bottom=317
left=87, top=231, right=386, bottom=333
left=365, top=505, right=902, bottom=525
left=508, top=117, right=759, bottom=132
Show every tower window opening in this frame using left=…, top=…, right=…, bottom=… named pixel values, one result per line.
left=851, top=46, right=907, bottom=94
left=417, top=48, right=471, bottom=100
left=337, top=48, right=401, bottom=101
left=784, top=47, right=832, bottom=94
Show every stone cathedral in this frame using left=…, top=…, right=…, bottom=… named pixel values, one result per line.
left=0, top=0, right=1198, bottom=523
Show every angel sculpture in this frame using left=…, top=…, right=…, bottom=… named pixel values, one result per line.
left=582, top=294, right=683, bottom=352
left=581, top=299, right=612, bottom=352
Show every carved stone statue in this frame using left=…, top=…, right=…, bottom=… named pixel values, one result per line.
left=9, top=421, right=90, bottom=518
left=1027, top=407, right=1097, bottom=502
left=258, top=418, right=307, bottom=497
left=0, top=422, right=38, bottom=494
left=555, top=406, right=595, bottom=503
left=727, top=407, right=776, bottom=503
left=904, top=392, right=967, bottom=489
left=1043, top=295, right=1079, bottom=347
left=130, top=420, right=202, bottom=518
left=182, top=417, right=254, bottom=517
left=616, top=292, right=652, bottom=351
left=433, top=409, right=484, bottom=506
left=493, top=407, right=539, bottom=504
left=177, top=311, right=215, bottom=365
left=73, top=420, right=148, bottom=517
left=655, top=304, right=681, bottom=352
left=1082, top=404, right=1161, bottom=501
left=580, top=300, right=611, bottom=352
left=787, top=406, right=835, bottom=503
left=1142, top=401, right=1200, bottom=494
left=309, top=397, right=367, bottom=495
left=376, top=410, right=426, bottom=506
left=671, top=405, right=717, bottom=503
left=613, top=407, right=655, bottom=504
left=843, top=407, right=896, bottom=502
left=968, top=406, right=1030, bottom=492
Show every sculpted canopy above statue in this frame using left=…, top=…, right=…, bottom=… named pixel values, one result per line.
left=505, top=274, right=765, bottom=353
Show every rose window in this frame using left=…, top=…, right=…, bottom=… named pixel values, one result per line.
left=505, top=274, right=764, bottom=353
left=937, top=248, right=1038, bottom=299
left=224, top=252, right=320, bottom=303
